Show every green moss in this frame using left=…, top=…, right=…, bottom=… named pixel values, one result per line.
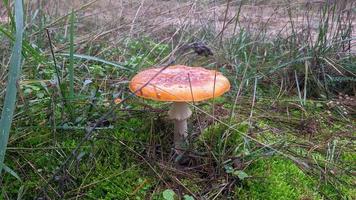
left=341, top=151, right=356, bottom=166
left=86, top=166, right=153, bottom=200
left=236, top=157, right=321, bottom=200
left=197, top=122, right=247, bottom=155
left=81, top=117, right=157, bottom=199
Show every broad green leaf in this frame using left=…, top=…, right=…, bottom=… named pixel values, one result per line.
left=162, top=189, right=176, bottom=200
left=0, top=0, right=24, bottom=174
left=233, top=170, right=249, bottom=180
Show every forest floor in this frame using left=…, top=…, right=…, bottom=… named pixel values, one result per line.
left=0, top=0, right=355, bottom=199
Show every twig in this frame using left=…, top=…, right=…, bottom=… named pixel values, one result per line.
left=220, top=0, right=231, bottom=44
left=45, top=28, right=62, bottom=88
left=46, top=28, right=68, bottom=122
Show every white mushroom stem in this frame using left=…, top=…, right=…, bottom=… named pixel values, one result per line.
left=168, top=102, right=192, bottom=154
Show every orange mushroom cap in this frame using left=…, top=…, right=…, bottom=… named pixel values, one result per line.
left=129, top=65, right=230, bottom=102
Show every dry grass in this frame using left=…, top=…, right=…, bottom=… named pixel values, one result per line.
left=26, top=0, right=355, bottom=52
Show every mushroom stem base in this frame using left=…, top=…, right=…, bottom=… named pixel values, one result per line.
left=174, top=119, right=188, bottom=154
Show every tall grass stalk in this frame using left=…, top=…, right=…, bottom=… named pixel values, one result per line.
left=303, top=61, right=309, bottom=105
left=0, top=0, right=24, bottom=174
left=2, top=0, right=15, bottom=31
left=294, top=70, right=303, bottom=106
left=68, top=10, right=75, bottom=99
left=0, top=26, right=45, bottom=64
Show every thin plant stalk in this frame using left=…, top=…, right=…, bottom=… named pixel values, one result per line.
left=68, top=9, right=75, bottom=99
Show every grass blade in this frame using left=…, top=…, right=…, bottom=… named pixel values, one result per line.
left=303, top=61, right=309, bottom=105
left=0, top=25, right=45, bottom=64
left=0, top=0, right=24, bottom=174
left=2, top=164, right=22, bottom=181
left=294, top=70, right=303, bottom=106
left=59, top=53, right=132, bottom=71
left=2, top=0, right=15, bottom=31
left=68, top=10, right=75, bottom=99
left=1, top=163, right=24, bottom=199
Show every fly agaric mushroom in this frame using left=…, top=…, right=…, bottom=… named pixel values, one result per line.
left=129, top=65, right=230, bottom=154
